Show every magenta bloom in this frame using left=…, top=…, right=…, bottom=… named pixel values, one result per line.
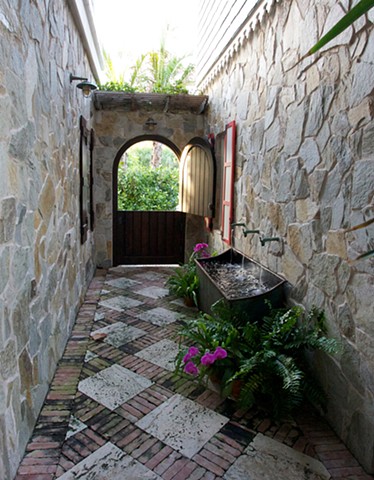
left=193, top=243, right=209, bottom=253
left=213, top=346, right=227, bottom=360
left=183, top=346, right=200, bottom=363
left=184, top=361, right=199, bottom=376
left=201, top=352, right=216, bottom=366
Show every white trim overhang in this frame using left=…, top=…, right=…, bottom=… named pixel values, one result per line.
left=68, top=0, right=104, bottom=82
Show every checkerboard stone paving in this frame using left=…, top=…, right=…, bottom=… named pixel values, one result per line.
left=15, top=266, right=374, bottom=480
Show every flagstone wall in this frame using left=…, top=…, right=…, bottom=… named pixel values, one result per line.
left=0, top=1, right=97, bottom=477
left=200, top=0, right=374, bottom=472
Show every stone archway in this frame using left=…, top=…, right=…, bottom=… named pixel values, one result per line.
left=93, top=92, right=208, bottom=267
left=112, top=135, right=184, bottom=265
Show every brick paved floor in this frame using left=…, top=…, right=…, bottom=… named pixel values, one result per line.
left=15, top=266, right=374, bottom=480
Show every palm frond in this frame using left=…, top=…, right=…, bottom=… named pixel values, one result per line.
left=307, top=0, right=374, bottom=55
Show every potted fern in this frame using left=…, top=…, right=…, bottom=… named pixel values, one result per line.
left=176, top=300, right=339, bottom=418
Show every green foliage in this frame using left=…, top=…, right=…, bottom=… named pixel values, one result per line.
left=98, top=81, right=138, bottom=93
left=166, top=243, right=214, bottom=305
left=126, top=145, right=153, bottom=169
left=166, top=263, right=199, bottom=304
left=146, top=40, right=194, bottom=94
left=99, top=51, right=147, bottom=92
left=229, top=305, right=340, bottom=417
left=176, top=301, right=340, bottom=418
left=99, top=41, right=194, bottom=94
left=117, top=142, right=179, bottom=211
left=117, top=164, right=179, bottom=211
left=307, top=0, right=374, bottom=56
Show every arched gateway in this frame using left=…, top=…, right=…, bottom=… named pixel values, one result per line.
left=93, top=92, right=214, bottom=266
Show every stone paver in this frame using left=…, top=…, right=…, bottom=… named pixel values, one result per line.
left=15, top=266, right=374, bottom=480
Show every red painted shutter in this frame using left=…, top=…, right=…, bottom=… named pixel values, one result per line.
left=221, top=121, right=236, bottom=244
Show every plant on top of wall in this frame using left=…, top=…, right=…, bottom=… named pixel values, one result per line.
left=99, top=39, right=194, bottom=94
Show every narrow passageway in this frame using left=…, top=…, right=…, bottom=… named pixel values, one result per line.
left=15, top=267, right=372, bottom=479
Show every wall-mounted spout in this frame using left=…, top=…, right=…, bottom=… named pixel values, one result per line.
left=260, top=237, right=280, bottom=246
left=231, top=222, right=247, bottom=228
left=243, top=229, right=260, bottom=237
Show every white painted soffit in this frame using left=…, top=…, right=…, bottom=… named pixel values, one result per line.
left=68, top=0, right=104, bottom=82
left=196, top=0, right=280, bottom=91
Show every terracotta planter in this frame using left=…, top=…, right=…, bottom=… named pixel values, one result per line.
left=231, top=379, right=243, bottom=400
left=183, top=296, right=195, bottom=307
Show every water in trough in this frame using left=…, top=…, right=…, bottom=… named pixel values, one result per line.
left=201, top=261, right=268, bottom=299
left=195, top=248, right=285, bottom=315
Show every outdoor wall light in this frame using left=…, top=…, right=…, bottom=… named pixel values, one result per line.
left=70, top=74, right=97, bottom=98
left=144, top=117, right=157, bottom=130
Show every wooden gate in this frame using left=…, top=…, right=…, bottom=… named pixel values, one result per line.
left=113, top=211, right=186, bottom=265
left=112, top=136, right=215, bottom=266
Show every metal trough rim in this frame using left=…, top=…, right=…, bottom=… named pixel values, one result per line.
left=195, top=248, right=286, bottom=302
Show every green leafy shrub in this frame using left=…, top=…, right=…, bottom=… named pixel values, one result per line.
left=176, top=300, right=340, bottom=418
left=166, top=243, right=214, bottom=306
left=118, top=165, right=179, bottom=211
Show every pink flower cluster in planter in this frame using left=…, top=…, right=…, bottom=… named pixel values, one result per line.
left=193, top=243, right=211, bottom=258
left=182, top=345, right=227, bottom=376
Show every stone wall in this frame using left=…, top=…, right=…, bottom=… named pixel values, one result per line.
left=93, top=107, right=206, bottom=267
left=202, top=0, right=374, bottom=472
left=0, top=1, right=96, bottom=477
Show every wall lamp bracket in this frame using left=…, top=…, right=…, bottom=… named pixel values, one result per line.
left=70, top=73, right=97, bottom=97
left=144, top=117, right=158, bottom=130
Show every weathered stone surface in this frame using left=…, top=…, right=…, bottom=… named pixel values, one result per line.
left=362, top=123, right=374, bottom=158
left=350, top=31, right=374, bottom=107
left=309, top=169, right=327, bottom=202
left=38, top=175, right=56, bottom=221
left=295, top=198, right=319, bottom=222
left=284, top=103, right=305, bottom=155
left=299, top=137, right=320, bottom=174
left=287, top=223, right=313, bottom=265
left=326, top=230, right=347, bottom=259
left=0, top=340, right=17, bottom=381
left=18, top=348, right=34, bottom=406
left=351, top=159, right=374, bottom=209
left=280, top=246, right=305, bottom=285
left=337, top=302, right=355, bottom=339
left=347, top=409, right=374, bottom=474
left=0, top=196, right=16, bottom=243
left=346, top=273, right=374, bottom=335
left=0, top=2, right=96, bottom=477
left=237, top=91, right=249, bottom=120
left=310, top=254, right=340, bottom=297
left=0, top=246, right=10, bottom=295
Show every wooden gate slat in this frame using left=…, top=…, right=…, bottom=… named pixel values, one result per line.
left=113, top=211, right=185, bottom=265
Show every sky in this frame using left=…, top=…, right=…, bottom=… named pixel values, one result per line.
left=93, top=0, right=198, bottom=80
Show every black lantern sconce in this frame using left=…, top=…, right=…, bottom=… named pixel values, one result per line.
left=70, top=74, right=97, bottom=98
left=144, top=117, right=158, bottom=131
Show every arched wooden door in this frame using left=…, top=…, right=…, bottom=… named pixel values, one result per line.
left=113, top=137, right=215, bottom=265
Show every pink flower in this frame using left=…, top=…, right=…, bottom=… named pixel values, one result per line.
left=188, top=346, right=200, bottom=356
left=183, top=346, right=200, bottom=363
left=193, top=243, right=209, bottom=253
left=184, top=361, right=199, bottom=376
left=213, top=346, right=227, bottom=360
left=201, top=352, right=216, bottom=366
